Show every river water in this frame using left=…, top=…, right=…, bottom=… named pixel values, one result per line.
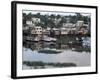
left=22, top=36, right=91, bottom=69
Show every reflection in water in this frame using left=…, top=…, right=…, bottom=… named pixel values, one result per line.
left=23, top=36, right=91, bottom=69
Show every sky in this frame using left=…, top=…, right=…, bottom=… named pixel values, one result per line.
left=23, top=10, right=91, bottom=17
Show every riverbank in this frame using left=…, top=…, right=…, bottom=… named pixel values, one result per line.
left=23, top=61, right=76, bottom=69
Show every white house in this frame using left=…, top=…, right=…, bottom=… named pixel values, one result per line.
left=26, top=18, right=41, bottom=27
left=32, top=18, right=40, bottom=23
left=61, top=23, right=76, bottom=35
left=63, top=23, right=74, bottom=28
left=26, top=20, right=33, bottom=25
left=76, top=21, right=84, bottom=31
left=76, top=21, right=84, bottom=26
left=31, top=26, right=43, bottom=35
left=26, top=20, right=35, bottom=27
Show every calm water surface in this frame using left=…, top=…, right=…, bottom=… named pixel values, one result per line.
left=23, top=36, right=91, bottom=69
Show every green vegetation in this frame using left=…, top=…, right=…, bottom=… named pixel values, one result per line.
left=73, top=47, right=91, bottom=52
left=23, top=61, right=77, bottom=69
left=57, top=35, right=77, bottom=44
left=23, top=12, right=90, bottom=28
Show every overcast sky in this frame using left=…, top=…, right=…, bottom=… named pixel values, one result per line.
left=23, top=10, right=91, bottom=17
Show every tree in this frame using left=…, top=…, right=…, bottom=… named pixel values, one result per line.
left=56, top=14, right=61, bottom=19
left=36, top=13, right=41, bottom=18
left=23, top=13, right=27, bottom=26
left=76, top=13, right=84, bottom=21
left=27, top=12, right=33, bottom=20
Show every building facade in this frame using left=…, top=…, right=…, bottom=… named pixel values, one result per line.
left=61, top=23, right=76, bottom=35
left=31, top=26, right=43, bottom=35
left=32, top=18, right=40, bottom=23
left=26, top=20, right=33, bottom=25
